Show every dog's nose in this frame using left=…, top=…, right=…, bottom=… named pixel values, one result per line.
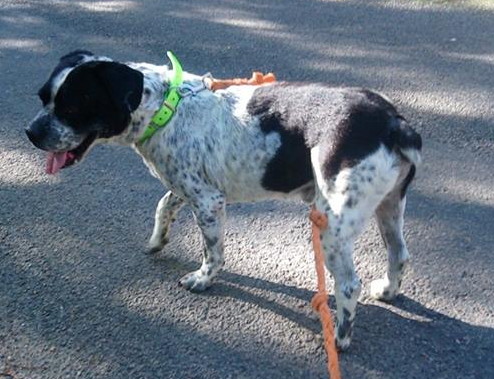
left=25, top=127, right=35, bottom=141
left=26, top=114, right=51, bottom=148
left=25, top=126, right=42, bottom=145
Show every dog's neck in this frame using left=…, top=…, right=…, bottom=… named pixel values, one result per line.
left=115, top=62, right=170, bottom=146
left=114, top=62, right=206, bottom=150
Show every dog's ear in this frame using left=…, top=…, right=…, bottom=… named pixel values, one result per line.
left=59, top=50, right=94, bottom=65
left=90, top=61, right=144, bottom=114
left=38, top=50, right=96, bottom=106
left=54, top=61, right=144, bottom=137
left=78, top=61, right=144, bottom=137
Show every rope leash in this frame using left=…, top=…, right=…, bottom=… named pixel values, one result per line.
left=309, top=207, right=342, bottom=379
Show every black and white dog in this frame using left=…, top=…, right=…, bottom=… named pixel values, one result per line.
left=26, top=50, right=421, bottom=350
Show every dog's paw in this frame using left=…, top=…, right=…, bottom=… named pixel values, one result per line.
left=335, top=309, right=354, bottom=352
left=179, top=270, right=211, bottom=292
left=146, top=236, right=169, bottom=254
left=335, top=336, right=352, bottom=352
left=370, top=277, right=399, bottom=302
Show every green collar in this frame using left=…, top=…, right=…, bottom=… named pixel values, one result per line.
left=138, top=51, right=183, bottom=144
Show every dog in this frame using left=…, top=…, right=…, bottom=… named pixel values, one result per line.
left=26, top=50, right=422, bottom=350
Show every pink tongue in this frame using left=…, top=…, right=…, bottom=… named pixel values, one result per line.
left=46, top=152, right=70, bottom=175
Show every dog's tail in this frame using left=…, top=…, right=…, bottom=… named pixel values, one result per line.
left=391, top=116, right=422, bottom=198
left=393, top=116, right=422, bottom=166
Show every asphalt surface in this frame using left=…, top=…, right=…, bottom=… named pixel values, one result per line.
left=1, top=0, right=493, bottom=378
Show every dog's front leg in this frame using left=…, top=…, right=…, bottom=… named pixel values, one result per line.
left=148, top=191, right=185, bottom=253
left=179, top=194, right=226, bottom=292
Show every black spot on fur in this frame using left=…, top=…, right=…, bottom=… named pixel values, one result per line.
left=205, top=236, right=219, bottom=249
left=345, top=197, right=356, bottom=208
left=338, top=308, right=353, bottom=339
left=343, top=308, right=351, bottom=318
left=343, top=288, right=353, bottom=299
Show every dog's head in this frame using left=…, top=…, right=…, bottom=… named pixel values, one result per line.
left=26, top=50, right=144, bottom=174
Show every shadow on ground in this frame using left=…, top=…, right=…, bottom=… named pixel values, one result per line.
left=1, top=0, right=494, bottom=378
left=2, top=233, right=493, bottom=378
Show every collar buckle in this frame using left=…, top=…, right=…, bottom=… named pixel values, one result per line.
left=162, top=100, right=176, bottom=112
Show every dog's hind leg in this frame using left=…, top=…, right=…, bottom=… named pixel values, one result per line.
left=317, top=219, right=362, bottom=351
left=312, top=145, right=401, bottom=350
left=179, top=193, right=226, bottom=292
left=370, top=187, right=410, bottom=302
left=314, top=185, right=365, bottom=350
left=148, top=191, right=185, bottom=253
left=312, top=177, right=363, bottom=350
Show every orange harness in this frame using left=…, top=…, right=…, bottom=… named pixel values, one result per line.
left=208, top=72, right=341, bottom=378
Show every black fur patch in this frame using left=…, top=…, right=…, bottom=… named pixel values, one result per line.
left=247, top=83, right=314, bottom=193
left=321, top=89, right=400, bottom=179
left=255, top=112, right=313, bottom=192
left=38, top=50, right=94, bottom=106
left=394, top=115, right=422, bottom=151
left=247, top=84, right=414, bottom=191
left=53, top=61, right=143, bottom=138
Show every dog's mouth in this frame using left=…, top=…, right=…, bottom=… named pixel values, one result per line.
left=45, top=133, right=97, bottom=175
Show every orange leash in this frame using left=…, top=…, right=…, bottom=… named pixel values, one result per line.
left=309, top=207, right=342, bottom=379
left=206, top=71, right=276, bottom=91
left=205, top=73, right=339, bottom=377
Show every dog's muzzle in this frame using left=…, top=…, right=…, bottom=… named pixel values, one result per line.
left=26, top=114, right=52, bottom=150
